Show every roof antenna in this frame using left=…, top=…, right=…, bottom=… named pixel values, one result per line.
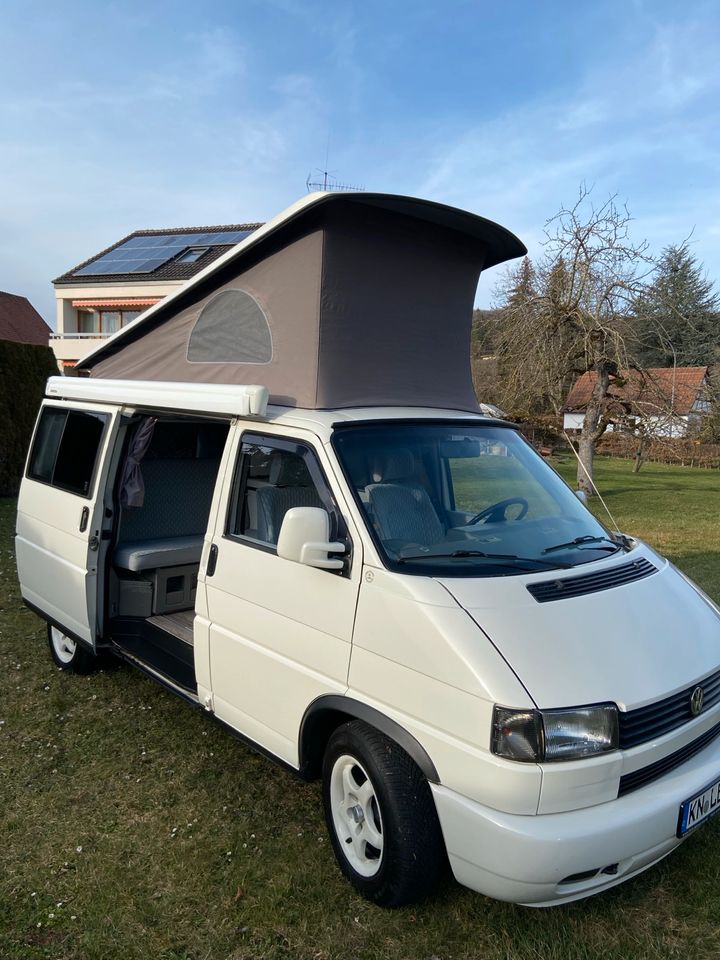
left=305, top=169, right=365, bottom=193
left=306, top=140, right=364, bottom=193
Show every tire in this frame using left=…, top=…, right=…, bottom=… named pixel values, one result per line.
left=47, top=624, right=99, bottom=674
left=322, top=720, right=446, bottom=907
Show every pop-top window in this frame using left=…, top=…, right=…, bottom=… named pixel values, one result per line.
left=28, top=407, right=109, bottom=497
left=187, top=289, right=272, bottom=364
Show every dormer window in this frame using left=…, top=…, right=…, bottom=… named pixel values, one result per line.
left=176, top=247, right=210, bottom=264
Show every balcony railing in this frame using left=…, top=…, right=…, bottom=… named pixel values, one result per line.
left=50, top=332, right=114, bottom=339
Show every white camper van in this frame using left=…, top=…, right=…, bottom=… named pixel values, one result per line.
left=15, top=193, right=720, bottom=908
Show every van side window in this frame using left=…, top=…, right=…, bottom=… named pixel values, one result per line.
left=227, top=439, right=325, bottom=547
left=28, top=408, right=108, bottom=497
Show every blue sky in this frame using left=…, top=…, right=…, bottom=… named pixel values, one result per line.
left=2, top=0, right=720, bottom=324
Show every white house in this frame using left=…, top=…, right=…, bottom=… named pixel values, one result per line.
left=563, top=366, right=711, bottom=438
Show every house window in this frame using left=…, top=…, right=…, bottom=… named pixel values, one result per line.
left=75, top=309, right=143, bottom=334
left=77, top=310, right=98, bottom=334
left=101, top=311, right=121, bottom=334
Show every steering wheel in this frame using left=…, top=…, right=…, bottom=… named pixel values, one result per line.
left=468, top=497, right=529, bottom=525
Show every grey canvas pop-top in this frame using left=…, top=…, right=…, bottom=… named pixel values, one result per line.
left=77, top=193, right=526, bottom=411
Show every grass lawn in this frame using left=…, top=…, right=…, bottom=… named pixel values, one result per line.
left=553, top=455, right=720, bottom=602
left=1, top=457, right=719, bottom=960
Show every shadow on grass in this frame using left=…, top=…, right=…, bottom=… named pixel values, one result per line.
left=664, top=550, right=720, bottom=603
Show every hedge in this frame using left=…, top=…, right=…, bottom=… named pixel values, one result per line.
left=0, top=341, right=58, bottom=496
left=597, top=432, right=720, bottom=468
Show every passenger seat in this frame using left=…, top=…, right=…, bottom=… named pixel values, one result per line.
left=255, top=452, right=323, bottom=544
left=366, top=450, right=444, bottom=547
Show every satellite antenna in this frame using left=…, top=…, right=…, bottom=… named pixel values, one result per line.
left=305, top=168, right=365, bottom=193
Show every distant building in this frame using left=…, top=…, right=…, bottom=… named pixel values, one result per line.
left=51, top=222, right=262, bottom=371
left=564, top=367, right=711, bottom=438
left=0, top=290, right=51, bottom=346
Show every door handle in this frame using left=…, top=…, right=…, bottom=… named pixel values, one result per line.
left=79, top=507, right=89, bottom=532
left=206, top=543, right=218, bottom=577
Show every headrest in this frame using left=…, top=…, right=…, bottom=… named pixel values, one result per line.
left=269, top=451, right=312, bottom=487
left=371, top=449, right=416, bottom=483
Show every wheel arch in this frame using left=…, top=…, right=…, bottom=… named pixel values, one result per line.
left=298, top=695, right=439, bottom=783
left=25, top=600, right=96, bottom=654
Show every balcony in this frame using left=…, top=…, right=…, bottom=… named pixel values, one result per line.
left=50, top=332, right=111, bottom=363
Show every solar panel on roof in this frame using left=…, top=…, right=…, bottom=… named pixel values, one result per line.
left=73, top=228, right=256, bottom=277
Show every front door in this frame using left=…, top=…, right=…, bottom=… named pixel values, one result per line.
left=199, top=429, right=362, bottom=767
left=16, top=401, right=120, bottom=648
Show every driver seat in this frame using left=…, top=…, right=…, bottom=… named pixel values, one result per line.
left=366, top=450, right=444, bottom=547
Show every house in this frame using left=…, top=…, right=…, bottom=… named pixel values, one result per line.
left=563, top=367, right=711, bottom=438
left=51, top=222, right=262, bottom=371
left=0, top=291, right=51, bottom=346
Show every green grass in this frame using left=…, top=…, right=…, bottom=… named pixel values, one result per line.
left=1, top=458, right=719, bottom=960
left=553, top=455, right=720, bottom=602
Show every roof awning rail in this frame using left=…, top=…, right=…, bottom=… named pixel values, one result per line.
left=45, top=377, right=270, bottom=418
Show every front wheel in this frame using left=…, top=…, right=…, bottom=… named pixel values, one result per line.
left=322, top=720, right=445, bottom=907
left=47, top=624, right=99, bottom=674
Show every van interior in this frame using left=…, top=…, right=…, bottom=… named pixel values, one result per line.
left=104, top=415, right=230, bottom=693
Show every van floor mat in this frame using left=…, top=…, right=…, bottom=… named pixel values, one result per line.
left=146, top=610, right=194, bottom=645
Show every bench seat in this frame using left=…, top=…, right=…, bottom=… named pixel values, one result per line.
left=114, top=536, right=204, bottom=572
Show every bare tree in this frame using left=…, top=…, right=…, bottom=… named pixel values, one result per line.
left=494, top=186, right=652, bottom=493
left=493, top=257, right=588, bottom=418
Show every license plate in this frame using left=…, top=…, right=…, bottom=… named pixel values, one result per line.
left=677, top=776, right=720, bottom=837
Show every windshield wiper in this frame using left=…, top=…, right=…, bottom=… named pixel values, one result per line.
left=397, top=550, right=572, bottom=569
left=542, top=535, right=622, bottom=556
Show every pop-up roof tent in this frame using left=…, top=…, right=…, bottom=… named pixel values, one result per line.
left=78, top=192, right=526, bottom=411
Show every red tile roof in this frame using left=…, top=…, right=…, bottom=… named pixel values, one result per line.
left=565, top=367, right=709, bottom=417
left=0, top=291, right=51, bottom=346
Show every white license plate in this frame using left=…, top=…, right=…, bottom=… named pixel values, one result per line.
left=678, top=776, right=720, bottom=837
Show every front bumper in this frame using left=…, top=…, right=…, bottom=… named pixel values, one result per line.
left=431, top=727, right=720, bottom=906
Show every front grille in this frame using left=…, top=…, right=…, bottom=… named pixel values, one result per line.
left=618, top=719, right=720, bottom=796
left=619, top=668, right=720, bottom=749
left=527, top=557, right=657, bottom=603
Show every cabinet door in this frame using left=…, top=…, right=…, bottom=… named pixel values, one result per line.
left=200, top=430, right=361, bottom=766
left=16, top=402, right=120, bottom=648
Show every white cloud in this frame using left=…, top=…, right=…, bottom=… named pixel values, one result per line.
left=410, top=11, right=720, bottom=304
left=3, top=0, right=720, bottom=323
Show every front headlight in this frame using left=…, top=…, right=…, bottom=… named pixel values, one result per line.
left=492, top=703, right=618, bottom=762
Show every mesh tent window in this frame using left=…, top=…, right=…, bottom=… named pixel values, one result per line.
left=187, top=289, right=272, bottom=364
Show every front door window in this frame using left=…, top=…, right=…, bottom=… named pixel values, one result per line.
left=226, top=435, right=341, bottom=551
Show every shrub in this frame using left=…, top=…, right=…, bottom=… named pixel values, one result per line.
left=597, top=432, right=720, bottom=468
left=0, top=341, right=58, bottom=496
left=516, top=415, right=566, bottom=452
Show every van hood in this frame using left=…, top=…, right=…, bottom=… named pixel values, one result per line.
left=438, top=546, right=720, bottom=711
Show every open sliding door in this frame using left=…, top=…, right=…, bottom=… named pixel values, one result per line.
left=16, top=400, right=121, bottom=650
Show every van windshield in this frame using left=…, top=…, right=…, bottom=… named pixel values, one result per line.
left=332, top=422, right=622, bottom=577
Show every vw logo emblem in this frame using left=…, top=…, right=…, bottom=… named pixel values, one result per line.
left=690, top=686, right=705, bottom=716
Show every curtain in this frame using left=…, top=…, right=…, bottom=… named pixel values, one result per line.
left=119, top=416, right=157, bottom=507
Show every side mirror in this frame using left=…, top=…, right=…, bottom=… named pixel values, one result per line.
left=277, top=507, right=346, bottom=571
left=575, top=489, right=588, bottom=505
